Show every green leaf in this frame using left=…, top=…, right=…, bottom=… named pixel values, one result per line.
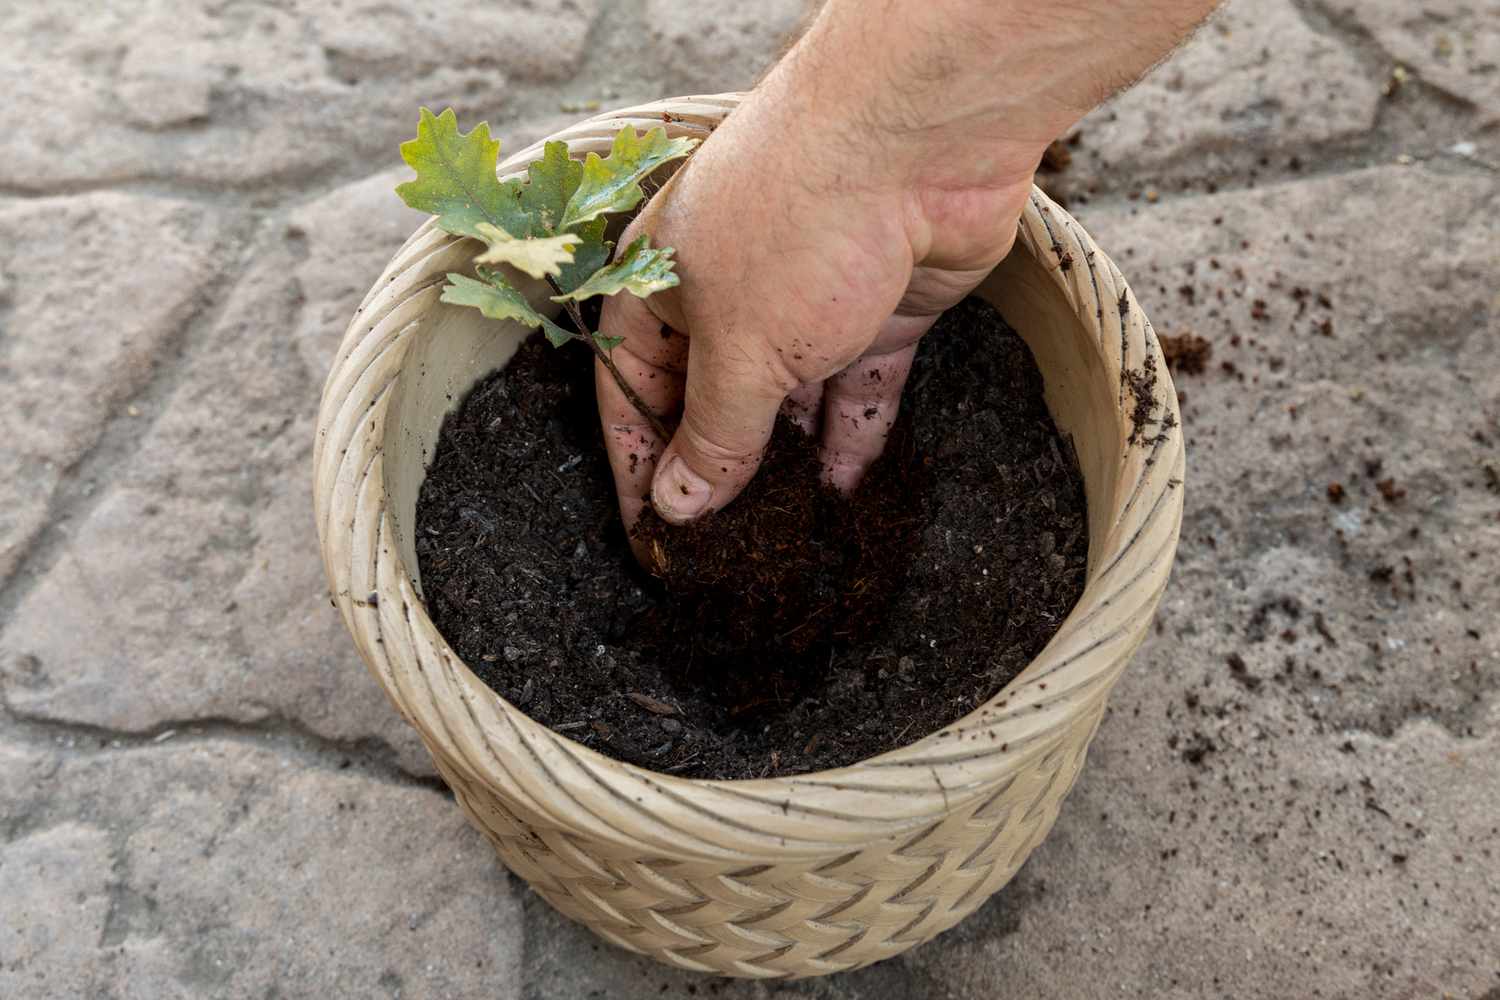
left=518, top=141, right=583, bottom=235
left=540, top=321, right=578, bottom=348
left=552, top=235, right=680, bottom=303
left=472, top=223, right=581, bottom=280
left=396, top=107, right=528, bottom=241
left=440, top=271, right=574, bottom=346
left=559, top=127, right=698, bottom=231
left=554, top=217, right=611, bottom=295
left=593, top=333, right=625, bottom=352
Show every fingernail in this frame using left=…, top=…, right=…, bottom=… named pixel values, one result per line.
left=653, top=456, right=711, bottom=523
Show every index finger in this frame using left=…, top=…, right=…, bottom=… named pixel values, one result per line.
left=596, top=291, right=686, bottom=536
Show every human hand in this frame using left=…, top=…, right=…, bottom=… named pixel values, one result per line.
left=597, top=0, right=1218, bottom=532
left=594, top=95, right=1034, bottom=530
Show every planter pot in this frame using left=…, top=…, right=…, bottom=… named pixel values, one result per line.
left=314, top=93, right=1184, bottom=979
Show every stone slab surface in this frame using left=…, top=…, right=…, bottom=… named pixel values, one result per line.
left=1, top=0, right=1496, bottom=997
left=0, top=194, right=229, bottom=583
left=0, top=740, right=521, bottom=999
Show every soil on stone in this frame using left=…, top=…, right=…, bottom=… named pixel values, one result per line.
left=1160, top=331, right=1212, bottom=375
left=414, top=297, right=1088, bottom=780
left=1036, top=134, right=1081, bottom=207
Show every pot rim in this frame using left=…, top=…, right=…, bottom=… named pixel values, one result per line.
left=314, top=93, right=1184, bottom=858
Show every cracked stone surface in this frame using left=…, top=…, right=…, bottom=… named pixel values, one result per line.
left=1, top=0, right=1496, bottom=997
left=1074, top=0, right=1382, bottom=183
left=1342, top=0, right=1500, bottom=127
left=0, top=194, right=229, bottom=582
left=0, top=0, right=602, bottom=191
left=0, top=741, right=520, bottom=998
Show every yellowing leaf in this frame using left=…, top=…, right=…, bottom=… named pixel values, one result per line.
left=396, top=108, right=528, bottom=241
left=551, top=235, right=679, bottom=303
left=441, top=271, right=575, bottom=346
left=472, top=223, right=581, bottom=280
left=558, top=127, right=698, bottom=231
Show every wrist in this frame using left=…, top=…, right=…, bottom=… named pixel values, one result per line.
left=766, top=0, right=1217, bottom=194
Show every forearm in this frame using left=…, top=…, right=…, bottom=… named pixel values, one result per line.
left=769, top=0, right=1220, bottom=190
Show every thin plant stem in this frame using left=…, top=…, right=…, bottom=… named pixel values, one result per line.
left=551, top=289, right=671, bottom=443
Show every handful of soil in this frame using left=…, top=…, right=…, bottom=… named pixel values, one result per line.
left=631, top=415, right=927, bottom=712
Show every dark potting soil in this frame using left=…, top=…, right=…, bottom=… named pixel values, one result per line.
left=414, top=297, right=1088, bottom=780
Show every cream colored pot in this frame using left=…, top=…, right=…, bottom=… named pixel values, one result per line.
left=314, top=94, right=1184, bottom=979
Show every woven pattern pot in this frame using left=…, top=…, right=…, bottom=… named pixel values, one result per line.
left=313, top=94, right=1184, bottom=979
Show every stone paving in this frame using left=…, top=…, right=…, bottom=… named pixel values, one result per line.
left=1, top=1, right=1496, bottom=997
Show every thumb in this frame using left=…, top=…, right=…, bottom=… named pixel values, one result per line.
left=650, top=339, right=795, bottom=525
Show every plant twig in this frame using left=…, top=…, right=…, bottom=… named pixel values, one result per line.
left=551, top=287, right=671, bottom=442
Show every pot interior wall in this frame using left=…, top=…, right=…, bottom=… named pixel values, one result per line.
left=981, top=251, right=1123, bottom=565
left=382, top=242, right=1121, bottom=596
left=382, top=293, right=540, bottom=596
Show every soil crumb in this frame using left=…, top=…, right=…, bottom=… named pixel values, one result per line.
left=1036, top=135, right=1080, bottom=206
left=1160, top=331, right=1212, bottom=375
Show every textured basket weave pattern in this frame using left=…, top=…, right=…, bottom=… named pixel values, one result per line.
left=313, top=94, right=1184, bottom=979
